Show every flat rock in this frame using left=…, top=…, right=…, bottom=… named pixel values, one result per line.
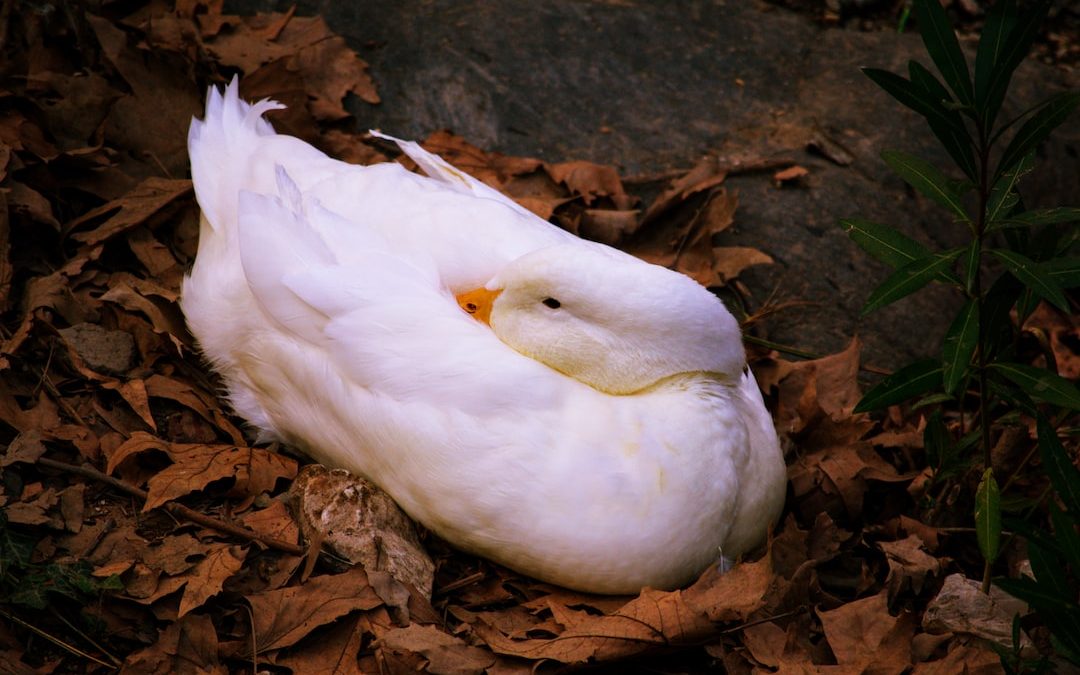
left=236, top=0, right=1078, bottom=369
left=58, top=322, right=137, bottom=375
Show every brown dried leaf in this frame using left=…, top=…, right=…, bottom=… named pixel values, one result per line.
left=474, top=556, right=775, bottom=663
left=178, top=544, right=247, bottom=616
left=772, top=164, right=809, bottom=185
left=713, top=246, right=774, bottom=284
left=122, top=613, right=224, bottom=674
left=144, top=443, right=294, bottom=510
left=102, top=379, right=155, bottom=430
left=878, top=534, right=943, bottom=598
left=818, top=590, right=915, bottom=673
left=377, top=624, right=496, bottom=675
left=912, top=640, right=1001, bottom=674
left=2, top=430, right=46, bottom=466
left=246, top=567, right=383, bottom=651
left=544, top=160, right=633, bottom=210
left=741, top=620, right=787, bottom=668
left=276, top=615, right=365, bottom=675
left=145, top=533, right=208, bottom=575
left=641, top=155, right=728, bottom=224
left=8, top=180, right=60, bottom=229
left=239, top=499, right=299, bottom=546
left=4, top=486, right=60, bottom=527
left=66, top=177, right=192, bottom=245
left=294, top=35, right=380, bottom=119
left=1024, top=302, right=1080, bottom=380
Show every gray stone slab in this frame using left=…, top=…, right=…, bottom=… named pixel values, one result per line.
left=232, top=0, right=1078, bottom=370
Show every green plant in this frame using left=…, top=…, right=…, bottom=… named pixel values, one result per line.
left=841, top=0, right=1080, bottom=664
left=0, top=511, right=123, bottom=650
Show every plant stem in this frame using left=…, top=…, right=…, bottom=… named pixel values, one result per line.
left=974, top=122, right=994, bottom=595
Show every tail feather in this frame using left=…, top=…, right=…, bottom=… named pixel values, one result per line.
left=189, top=76, right=284, bottom=230
left=369, top=130, right=537, bottom=220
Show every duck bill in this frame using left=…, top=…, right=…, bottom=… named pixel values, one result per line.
left=456, top=287, right=502, bottom=325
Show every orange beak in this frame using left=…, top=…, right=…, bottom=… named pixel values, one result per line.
left=456, top=287, right=502, bottom=325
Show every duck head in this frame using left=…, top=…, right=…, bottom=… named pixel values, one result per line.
left=458, top=244, right=746, bottom=395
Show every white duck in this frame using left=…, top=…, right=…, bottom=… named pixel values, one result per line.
left=182, top=78, right=786, bottom=594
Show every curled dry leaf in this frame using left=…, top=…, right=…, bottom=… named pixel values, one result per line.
left=472, top=555, right=777, bottom=663
left=106, top=431, right=296, bottom=510
left=290, top=465, right=436, bottom=597
left=878, top=534, right=943, bottom=599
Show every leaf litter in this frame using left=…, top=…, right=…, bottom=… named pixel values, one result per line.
left=0, top=1, right=1069, bottom=672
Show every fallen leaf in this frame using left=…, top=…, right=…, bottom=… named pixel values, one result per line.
left=122, top=613, right=224, bottom=674
left=246, top=566, right=383, bottom=651
left=878, top=534, right=943, bottom=598
left=275, top=615, right=365, bottom=675
left=178, top=544, right=247, bottom=616
left=772, top=164, right=809, bottom=185
left=818, top=590, right=915, bottom=673
left=473, top=556, right=777, bottom=663
left=377, top=624, right=496, bottom=675
left=2, top=430, right=47, bottom=466
left=66, top=177, right=193, bottom=245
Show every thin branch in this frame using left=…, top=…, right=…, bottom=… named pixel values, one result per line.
left=36, top=457, right=305, bottom=556
left=0, top=609, right=115, bottom=670
left=49, top=607, right=122, bottom=667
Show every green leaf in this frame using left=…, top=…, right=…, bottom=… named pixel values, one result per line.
left=986, top=152, right=1034, bottom=226
left=995, top=577, right=1079, bottom=614
left=980, top=1, right=1052, bottom=131
left=862, top=249, right=962, bottom=315
left=912, top=392, right=956, bottom=411
left=1041, top=257, right=1080, bottom=289
left=1029, top=540, right=1071, bottom=596
left=881, top=150, right=970, bottom=222
left=862, top=67, right=965, bottom=134
left=991, top=362, right=1080, bottom=410
left=974, top=0, right=1018, bottom=127
left=1050, top=504, right=1080, bottom=571
left=962, top=238, right=980, bottom=294
left=981, top=274, right=1022, bottom=360
left=855, top=359, right=943, bottom=412
left=914, top=0, right=973, bottom=105
left=840, top=218, right=931, bottom=268
left=908, top=61, right=978, bottom=180
left=996, top=91, right=1080, bottom=180
left=991, top=249, right=1070, bottom=313
left=975, top=468, right=1002, bottom=563
left=924, top=409, right=948, bottom=469
left=994, top=207, right=1080, bottom=231
left=942, top=298, right=979, bottom=395
left=1038, top=414, right=1080, bottom=514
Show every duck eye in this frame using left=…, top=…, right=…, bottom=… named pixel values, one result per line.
left=542, top=297, right=561, bottom=309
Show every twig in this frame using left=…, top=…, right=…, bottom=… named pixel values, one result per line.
left=49, top=607, right=122, bottom=667
left=435, top=571, right=486, bottom=596
left=0, top=609, right=115, bottom=670
left=720, top=605, right=809, bottom=635
left=36, top=457, right=305, bottom=556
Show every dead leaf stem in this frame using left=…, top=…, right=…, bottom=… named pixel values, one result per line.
left=0, top=609, right=115, bottom=670
left=35, top=457, right=305, bottom=556
left=49, top=607, right=123, bottom=667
